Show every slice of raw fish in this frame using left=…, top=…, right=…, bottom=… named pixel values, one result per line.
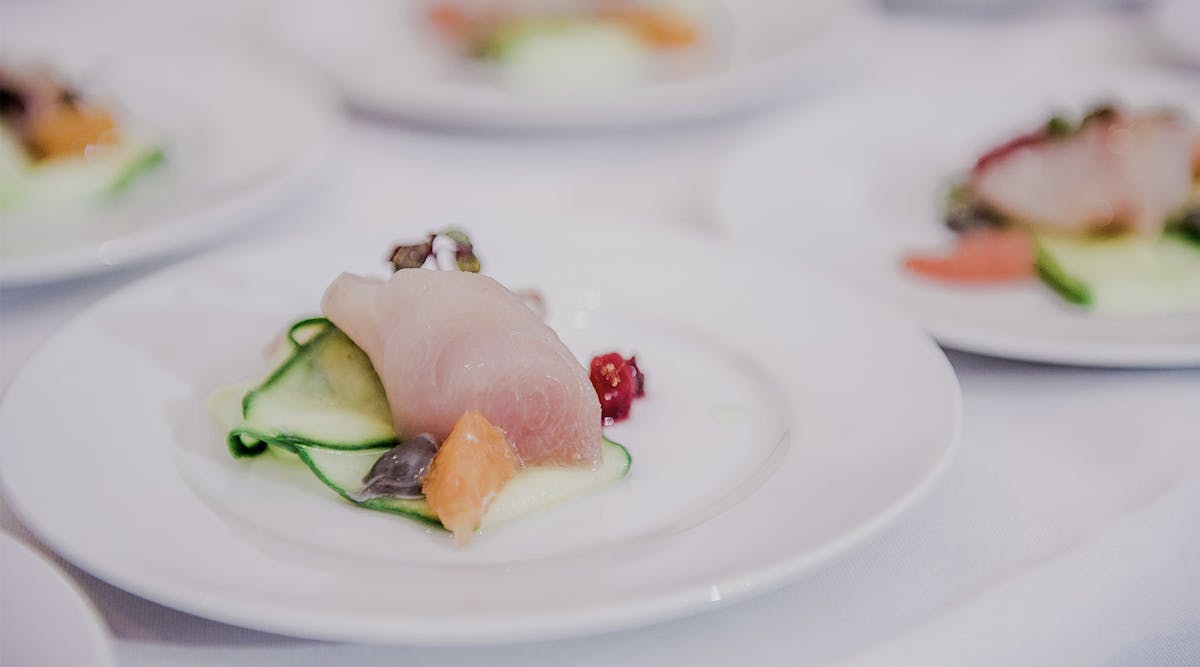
left=322, top=269, right=601, bottom=466
left=969, top=111, right=1197, bottom=237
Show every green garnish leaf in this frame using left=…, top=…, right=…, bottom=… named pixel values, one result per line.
left=437, top=228, right=482, bottom=273
left=442, top=229, right=472, bottom=246
left=1045, top=115, right=1073, bottom=139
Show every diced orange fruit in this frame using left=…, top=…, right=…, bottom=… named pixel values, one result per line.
left=904, top=228, right=1035, bottom=283
left=608, top=8, right=697, bottom=48
left=422, top=410, right=522, bottom=546
left=427, top=3, right=480, bottom=43
left=26, top=103, right=118, bottom=161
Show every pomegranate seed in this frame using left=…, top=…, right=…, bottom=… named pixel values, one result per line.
left=589, top=353, right=646, bottom=425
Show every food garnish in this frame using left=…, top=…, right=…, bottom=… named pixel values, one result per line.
left=905, top=228, right=1035, bottom=283
left=589, top=352, right=645, bottom=425
left=388, top=228, right=481, bottom=272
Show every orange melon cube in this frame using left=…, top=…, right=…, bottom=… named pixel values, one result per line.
left=27, top=103, right=118, bottom=161
left=422, top=410, right=522, bottom=546
left=609, top=8, right=697, bottom=49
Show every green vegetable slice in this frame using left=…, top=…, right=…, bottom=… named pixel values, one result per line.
left=2, top=138, right=166, bottom=210
left=228, top=318, right=395, bottom=457
left=108, top=145, right=165, bottom=195
left=1034, top=240, right=1091, bottom=306
left=1034, top=231, right=1200, bottom=314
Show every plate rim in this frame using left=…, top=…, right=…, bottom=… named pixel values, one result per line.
left=0, top=532, right=117, bottom=667
left=0, top=219, right=962, bottom=644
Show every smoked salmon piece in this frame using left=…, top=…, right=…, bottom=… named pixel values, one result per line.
left=904, top=228, right=1035, bottom=283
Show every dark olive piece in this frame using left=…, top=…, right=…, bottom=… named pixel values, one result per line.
left=356, top=434, right=439, bottom=500
left=1177, top=208, right=1200, bottom=242
left=0, top=86, right=24, bottom=118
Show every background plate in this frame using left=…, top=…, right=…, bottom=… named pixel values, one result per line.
left=270, top=0, right=876, bottom=129
left=715, top=68, right=1200, bottom=367
left=0, top=38, right=334, bottom=286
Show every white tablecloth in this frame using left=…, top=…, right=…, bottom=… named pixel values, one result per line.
left=1, top=2, right=1198, bottom=665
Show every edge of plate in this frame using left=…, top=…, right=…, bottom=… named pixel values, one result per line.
left=0, top=532, right=117, bottom=667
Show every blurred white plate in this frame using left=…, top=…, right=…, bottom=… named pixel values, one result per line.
left=0, top=45, right=334, bottom=286
left=270, top=0, right=876, bottom=129
left=1152, top=0, right=1200, bottom=68
left=715, top=69, right=1200, bottom=367
left=0, top=533, right=115, bottom=667
left=0, top=219, right=960, bottom=644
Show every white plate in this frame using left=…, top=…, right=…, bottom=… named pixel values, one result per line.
left=0, top=42, right=334, bottom=286
left=269, top=0, right=876, bottom=129
left=0, top=533, right=116, bottom=667
left=0, top=220, right=960, bottom=644
left=1153, top=0, right=1200, bottom=68
left=715, top=69, right=1200, bottom=368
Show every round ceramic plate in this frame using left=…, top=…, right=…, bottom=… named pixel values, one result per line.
left=269, top=0, right=875, bottom=129
left=0, top=44, right=333, bottom=286
left=0, top=220, right=960, bottom=644
left=0, top=533, right=115, bottom=667
left=715, top=69, right=1200, bottom=367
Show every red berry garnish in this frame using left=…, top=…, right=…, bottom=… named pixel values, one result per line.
left=589, top=352, right=646, bottom=425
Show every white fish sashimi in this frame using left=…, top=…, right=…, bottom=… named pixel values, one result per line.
left=322, top=269, right=602, bottom=467
left=969, top=111, right=1198, bottom=237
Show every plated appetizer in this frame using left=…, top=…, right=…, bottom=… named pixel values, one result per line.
left=905, top=105, right=1200, bottom=315
left=426, top=0, right=704, bottom=95
left=214, top=231, right=642, bottom=546
left=0, top=63, right=165, bottom=212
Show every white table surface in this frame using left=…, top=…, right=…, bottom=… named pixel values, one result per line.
left=2, top=2, right=1199, bottom=665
